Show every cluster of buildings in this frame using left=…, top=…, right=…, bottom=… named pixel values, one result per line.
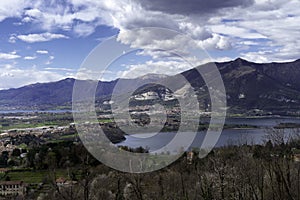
left=0, top=181, right=27, bottom=199
left=131, top=90, right=175, bottom=101
left=0, top=125, right=72, bottom=153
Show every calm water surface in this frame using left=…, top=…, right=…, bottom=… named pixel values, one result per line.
left=117, top=117, right=300, bottom=153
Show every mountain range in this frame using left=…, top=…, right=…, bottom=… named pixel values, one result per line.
left=1, top=58, right=300, bottom=116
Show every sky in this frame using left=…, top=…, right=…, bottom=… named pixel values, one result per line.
left=0, top=0, right=299, bottom=89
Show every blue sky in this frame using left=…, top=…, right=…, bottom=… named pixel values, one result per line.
left=0, top=0, right=299, bottom=89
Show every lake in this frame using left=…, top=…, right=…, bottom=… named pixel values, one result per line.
left=117, top=117, right=300, bottom=153
left=0, top=110, right=72, bottom=114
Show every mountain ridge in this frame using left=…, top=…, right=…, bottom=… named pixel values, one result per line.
left=1, top=58, right=300, bottom=115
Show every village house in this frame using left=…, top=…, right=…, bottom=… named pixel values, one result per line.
left=0, top=181, right=26, bottom=197
left=187, top=151, right=194, bottom=164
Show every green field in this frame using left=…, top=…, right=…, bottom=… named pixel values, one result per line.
left=1, top=169, right=69, bottom=184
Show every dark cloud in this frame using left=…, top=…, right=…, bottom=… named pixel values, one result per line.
left=139, top=0, right=254, bottom=15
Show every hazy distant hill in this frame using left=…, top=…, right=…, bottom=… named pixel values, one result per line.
left=0, top=78, right=117, bottom=110
left=1, top=58, right=300, bottom=115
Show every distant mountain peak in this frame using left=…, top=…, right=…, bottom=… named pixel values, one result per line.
left=139, top=73, right=169, bottom=80
left=233, top=57, right=251, bottom=64
left=64, top=77, right=75, bottom=81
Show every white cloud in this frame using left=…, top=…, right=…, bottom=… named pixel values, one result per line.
left=73, top=67, right=114, bottom=81
left=0, top=52, right=21, bottom=60
left=117, top=29, right=192, bottom=52
left=36, top=50, right=49, bottom=54
left=25, top=8, right=42, bottom=19
left=24, top=8, right=73, bottom=31
left=0, top=64, right=65, bottom=89
left=241, top=51, right=272, bottom=63
left=45, top=67, right=75, bottom=72
left=116, top=56, right=231, bottom=79
left=23, top=3, right=103, bottom=33
left=0, top=0, right=30, bottom=22
left=45, top=56, right=55, bottom=65
left=22, top=16, right=32, bottom=23
left=73, top=23, right=95, bottom=37
left=217, top=0, right=300, bottom=62
left=17, top=32, right=69, bottom=43
left=210, top=24, right=267, bottom=39
left=195, top=33, right=232, bottom=50
left=24, top=56, right=37, bottom=60
left=1, top=0, right=300, bottom=67
left=100, top=1, right=233, bottom=53
left=16, top=0, right=233, bottom=52
left=117, top=60, right=190, bottom=79
left=8, top=35, right=17, bottom=43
